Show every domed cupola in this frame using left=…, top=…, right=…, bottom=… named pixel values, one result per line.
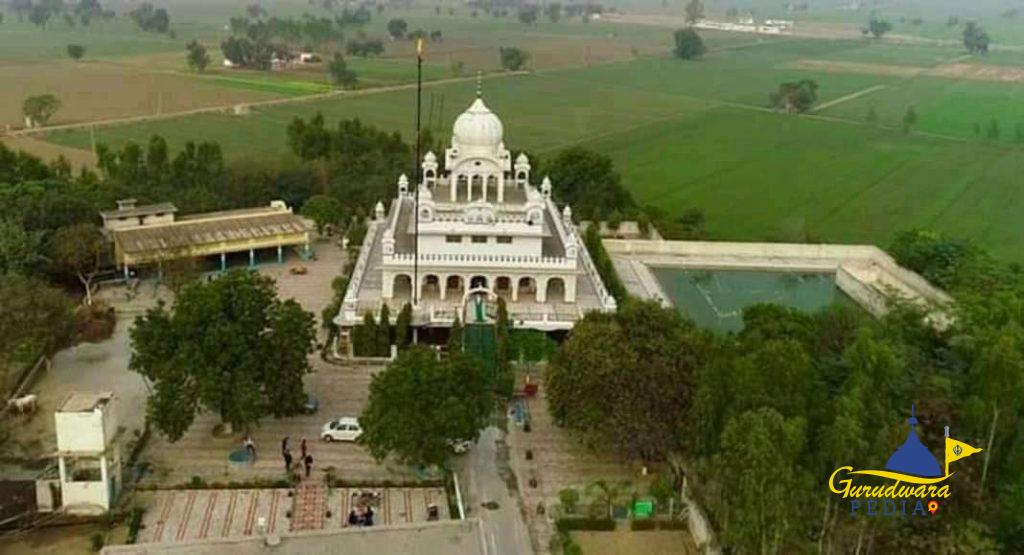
left=885, top=405, right=942, bottom=477
left=452, top=97, right=504, bottom=150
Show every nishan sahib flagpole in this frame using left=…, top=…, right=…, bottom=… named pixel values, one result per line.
left=413, top=38, right=423, bottom=306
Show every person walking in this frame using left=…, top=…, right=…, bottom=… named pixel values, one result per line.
left=243, top=435, right=256, bottom=463
left=281, top=436, right=289, bottom=456
left=303, top=453, right=313, bottom=478
left=300, top=438, right=307, bottom=460
left=283, top=448, right=293, bottom=474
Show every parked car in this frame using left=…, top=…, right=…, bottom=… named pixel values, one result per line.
left=322, top=417, right=362, bottom=442
left=302, top=395, right=319, bottom=415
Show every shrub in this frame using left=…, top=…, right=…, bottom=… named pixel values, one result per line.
left=126, top=507, right=145, bottom=544
left=658, top=519, right=689, bottom=530
left=555, top=517, right=616, bottom=532
left=189, top=475, right=205, bottom=488
left=648, top=474, right=674, bottom=507
left=90, top=532, right=105, bottom=552
left=563, top=540, right=583, bottom=555
left=631, top=519, right=657, bottom=531
left=559, top=488, right=580, bottom=514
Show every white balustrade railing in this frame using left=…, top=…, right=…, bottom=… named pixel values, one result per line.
left=340, top=217, right=383, bottom=319
left=546, top=198, right=617, bottom=312
left=383, top=251, right=575, bottom=269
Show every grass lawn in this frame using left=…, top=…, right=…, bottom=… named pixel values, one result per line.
left=571, top=529, right=697, bottom=555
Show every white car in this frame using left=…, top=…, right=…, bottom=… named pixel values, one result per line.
left=321, top=417, right=363, bottom=442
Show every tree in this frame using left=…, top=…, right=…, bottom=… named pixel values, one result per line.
left=902, top=105, right=918, bottom=133
left=0, top=219, right=45, bottom=277
left=326, top=53, right=357, bottom=89
left=50, top=223, right=106, bottom=305
left=29, top=5, right=51, bottom=28
left=448, top=315, right=464, bottom=353
left=377, top=303, right=392, bottom=356
left=499, top=47, right=529, bottom=71
left=395, top=302, right=413, bottom=349
left=359, top=347, right=492, bottom=468
left=517, top=5, right=538, bottom=24
left=542, top=147, right=636, bottom=220
left=129, top=3, right=170, bottom=33
left=866, top=15, right=892, bottom=38
left=22, top=94, right=61, bottom=127
left=712, top=408, right=808, bottom=554
left=963, top=21, right=990, bottom=54
left=546, top=299, right=707, bottom=460
left=970, top=326, right=1024, bottom=491
left=67, top=44, right=86, bottom=60
left=129, top=270, right=315, bottom=440
left=185, top=40, right=210, bottom=73
left=770, top=79, right=818, bottom=113
left=545, top=3, right=561, bottom=23
left=684, top=0, right=704, bottom=24
left=0, top=274, right=77, bottom=374
left=386, top=18, right=407, bottom=39
left=672, top=28, right=705, bottom=60
left=301, top=194, right=344, bottom=235
left=246, top=3, right=266, bottom=19
left=586, top=479, right=630, bottom=518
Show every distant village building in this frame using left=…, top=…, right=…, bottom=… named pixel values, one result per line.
left=102, top=200, right=312, bottom=278
left=55, top=392, right=122, bottom=514
left=335, top=88, right=616, bottom=344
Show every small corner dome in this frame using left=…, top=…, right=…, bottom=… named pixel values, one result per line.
left=516, top=152, right=529, bottom=164
left=453, top=98, right=504, bottom=148
left=424, top=151, right=437, bottom=162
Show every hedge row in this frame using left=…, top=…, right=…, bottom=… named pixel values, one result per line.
left=555, top=517, right=616, bottom=532
left=630, top=519, right=689, bottom=531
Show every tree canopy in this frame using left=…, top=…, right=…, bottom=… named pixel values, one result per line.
left=359, top=346, right=492, bottom=468
left=22, top=94, right=61, bottom=127
left=770, top=79, right=819, bottom=113
left=499, top=46, right=529, bottom=71
left=541, top=146, right=637, bottom=221
left=964, top=21, right=990, bottom=54
left=866, top=15, right=892, bottom=38
left=185, top=40, right=210, bottom=73
left=129, top=270, right=315, bottom=440
left=673, top=28, right=706, bottom=60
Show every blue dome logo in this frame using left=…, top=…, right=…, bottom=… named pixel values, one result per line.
left=884, top=404, right=942, bottom=478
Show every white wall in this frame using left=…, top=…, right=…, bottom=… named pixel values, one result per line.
left=419, top=234, right=542, bottom=256
left=55, top=410, right=108, bottom=453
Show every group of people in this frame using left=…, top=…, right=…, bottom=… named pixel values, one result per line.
left=282, top=437, right=315, bottom=477
left=347, top=491, right=380, bottom=527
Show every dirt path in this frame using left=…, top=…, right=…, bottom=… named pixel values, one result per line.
left=4, top=71, right=527, bottom=139
left=812, top=84, right=888, bottom=112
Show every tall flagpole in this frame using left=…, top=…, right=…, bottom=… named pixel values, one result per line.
left=413, top=38, right=423, bottom=306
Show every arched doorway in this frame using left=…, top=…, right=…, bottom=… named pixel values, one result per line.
left=445, top=275, right=464, bottom=300
left=517, top=277, right=537, bottom=302
left=393, top=274, right=413, bottom=299
left=456, top=175, right=468, bottom=201
left=486, top=175, right=498, bottom=202
left=470, top=175, right=483, bottom=201
left=545, top=277, right=566, bottom=303
left=422, top=274, right=441, bottom=300
left=469, top=275, right=488, bottom=290
left=495, top=276, right=512, bottom=299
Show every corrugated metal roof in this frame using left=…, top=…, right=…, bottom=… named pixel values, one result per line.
left=113, top=212, right=310, bottom=255
left=100, top=202, right=178, bottom=220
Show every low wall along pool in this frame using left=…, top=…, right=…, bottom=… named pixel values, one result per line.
left=652, top=268, right=851, bottom=333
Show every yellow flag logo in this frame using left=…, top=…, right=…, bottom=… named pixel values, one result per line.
left=944, top=437, right=982, bottom=476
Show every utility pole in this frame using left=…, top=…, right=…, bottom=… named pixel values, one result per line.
left=413, top=38, right=423, bottom=306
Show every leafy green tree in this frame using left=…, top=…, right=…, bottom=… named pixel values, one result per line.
left=499, top=47, right=529, bottom=70
left=448, top=315, right=464, bottom=353
left=586, top=479, right=629, bottom=518
left=395, top=302, right=413, bottom=349
left=547, top=299, right=707, bottom=460
left=963, top=21, right=990, bottom=53
left=129, top=270, right=315, bottom=440
left=770, top=80, right=818, bottom=113
left=185, top=40, right=210, bottom=72
left=50, top=223, right=106, bottom=305
left=0, top=219, right=45, bottom=276
left=386, top=18, right=407, bottom=39
left=377, top=303, right=392, bottom=356
left=866, top=15, right=892, bottom=38
left=970, top=326, right=1024, bottom=490
left=0, top=274, right=77, bottom=373
left=67, top=44, right=86, bottom=60
left=672, top=28, right=705, bottom=60
left=545, top=3, right=561, bottom=23
left=902, top=105, right=918, bottom=133
left=684, top=0, right=704, bottom=23
left=712, top=408, right=808, bottom=554
left=542, top=147, right=636, bottom=221
left=357, top=311, right=378, bottom=356
left=326, top=53, right=357, bottom=89
left=517, top=5, right=538, bottom=24
left=301, top=194, right=345, bottom=235
left=22, top=94, right=61, bottom=127
left=359, top=346, right=492, bottom=468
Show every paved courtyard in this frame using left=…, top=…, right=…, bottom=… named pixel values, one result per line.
left=133, top=486, right=446, bottom=545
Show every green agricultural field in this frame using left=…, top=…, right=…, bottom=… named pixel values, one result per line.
left=34, top=30, right=1024, bottom=263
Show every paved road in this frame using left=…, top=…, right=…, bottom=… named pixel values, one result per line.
left=456, top=426, right=535, bottom=555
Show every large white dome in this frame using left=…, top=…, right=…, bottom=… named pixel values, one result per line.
left=452, top=97, right=503, bottom=149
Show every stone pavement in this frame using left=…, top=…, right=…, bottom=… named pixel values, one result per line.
left=289, top=482, right=325, bottom=532
left=133, top=486, right=447, bottom=546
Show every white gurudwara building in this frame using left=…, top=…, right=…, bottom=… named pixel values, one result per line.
left=335, top=90, right=616, bottom=345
